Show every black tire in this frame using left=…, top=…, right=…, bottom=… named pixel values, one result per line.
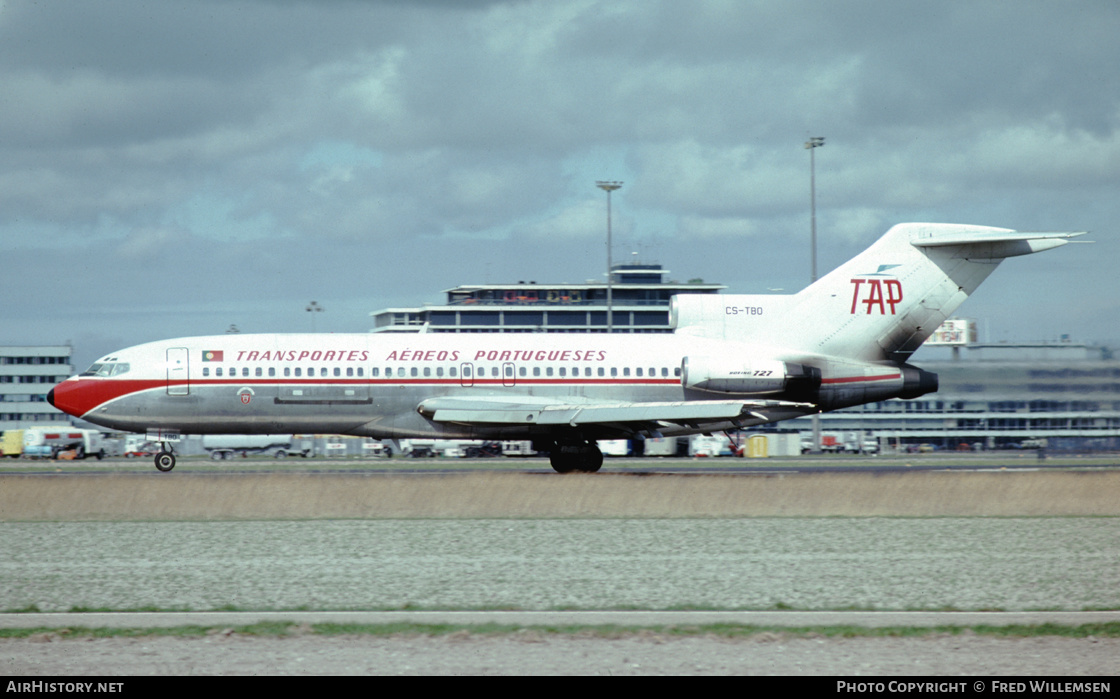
left=154, top=451, right=176, bottom=472
left=549, top=452, right=577, bottom=473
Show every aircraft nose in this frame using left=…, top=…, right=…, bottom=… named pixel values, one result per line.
left=47, top=387, right=56, bottom=407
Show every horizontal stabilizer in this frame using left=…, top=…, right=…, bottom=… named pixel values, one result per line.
left=911, top=230, right=1087, bottom=257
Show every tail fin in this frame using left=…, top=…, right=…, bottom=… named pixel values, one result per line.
left=794, top=223, right=1086, bottom=362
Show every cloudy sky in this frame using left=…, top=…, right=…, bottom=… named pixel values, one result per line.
left=2, top=0, right=1118, bottom=370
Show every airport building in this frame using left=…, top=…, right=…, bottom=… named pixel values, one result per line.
left=790, top=340, right=1120, bottom=451
left=370, top=263, right=724, bottom=334
left=0, top=345, right=75, bottom=429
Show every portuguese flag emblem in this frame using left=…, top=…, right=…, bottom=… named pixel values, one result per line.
left=202, top=350, right=224, bottom=362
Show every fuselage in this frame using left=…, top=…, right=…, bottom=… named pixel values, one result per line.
left=48, top=331, right=919, bottom=440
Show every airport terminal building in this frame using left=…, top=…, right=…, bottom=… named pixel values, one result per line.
left=0, top=345, right=75, bottom=430
left=371, top=263, right=724, bottom=334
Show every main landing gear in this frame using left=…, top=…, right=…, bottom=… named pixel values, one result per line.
left=548, top=441, right=603, bottom=474
left=154, top=444, right=176, bottom=472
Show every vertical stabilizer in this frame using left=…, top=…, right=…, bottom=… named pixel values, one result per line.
left=790, top=223, right=1085, bottom=362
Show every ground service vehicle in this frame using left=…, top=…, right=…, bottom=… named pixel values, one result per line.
left=19, top=427, right=104, bottom=460
left=202, top=434, right=312, bottom=460
left=0, top=430, right=23, bottom=457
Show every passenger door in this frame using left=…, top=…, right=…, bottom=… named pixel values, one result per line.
left=167, top=348, right=189, bottom=396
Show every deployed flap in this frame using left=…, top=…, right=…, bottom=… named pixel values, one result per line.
left=416, top=395, right=814, bottom=428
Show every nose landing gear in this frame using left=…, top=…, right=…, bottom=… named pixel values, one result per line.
left=154, top=444, right=176, bottom=472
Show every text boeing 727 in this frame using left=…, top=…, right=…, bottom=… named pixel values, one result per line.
left=49, top=223, right=1084, bottom=473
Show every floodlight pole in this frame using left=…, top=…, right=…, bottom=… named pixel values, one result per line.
left=596, top=181, right=623, bottom=333
left=805, top=137, right=825, bottom=283
left=804, top=137, right=825, bottom=454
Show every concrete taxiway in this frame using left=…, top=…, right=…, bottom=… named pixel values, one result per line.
left=4, top=610, right=1120, bottom=630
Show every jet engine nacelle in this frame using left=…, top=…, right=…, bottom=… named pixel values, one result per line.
left=682, top=356, right=821, bottom=399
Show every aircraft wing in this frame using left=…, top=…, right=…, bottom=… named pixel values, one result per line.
left=416, top=395, right=815, bottom=432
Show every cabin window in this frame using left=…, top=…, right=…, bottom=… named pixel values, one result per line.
left=519, top=367, right=527, bottom=377
left=449, top=367, right=457, bottom=378
left=203, top=367, right=210, bottom=377
left=423, top=367, right=431, bottom=377
left=243, top=368, right=250, bottom=378
left=372, top=368, right=380, bottom=377
left=533, top=367, right=541, bottom=377
left=492, top=367, right=500, bottom=378
left=269, top=368, right=276, bottom=377
left=346, top=367, right=353, bottom=377
left=597, top=367, right=605, bottom=377
left=319, top=367, right=327, bottom=377
left=661, top=367, right=669, bottom=377
left=256, top=367, right=263, bottom=377
left=546, top=367, right=554, bottom=377
left=294, top=368, right=301, bottom=377
left=410, top=367, right=418, bottom=377
left=284, top=368, right=291, bottom=377
left=436, top=367, right=444, bottom=377
left=356, top=368, right=363, bottom=377
left=611, top=367, right=618, bottom=377
left=623, top=367, right=631, bottom=377
left=335, top=368, right=342, bottom=377
left=559, top=367, right=566, bottom=377
left=674, top=367, right=682, bottom=377
left=216, top=368, right=223, bottom=377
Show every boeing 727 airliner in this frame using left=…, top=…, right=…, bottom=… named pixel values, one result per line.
left=48, top=223, right=1085, bottom=472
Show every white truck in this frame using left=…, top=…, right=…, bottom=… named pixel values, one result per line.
left=21, top=427, right=105, bottom=460
left=801, top=431, right=878, bottom=454
left=202, top=434, right=312, bottom=460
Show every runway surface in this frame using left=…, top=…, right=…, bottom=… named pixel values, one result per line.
left=3, top=518, right=1119, bottom=612
left=5, top=609, right=1120, bottom=630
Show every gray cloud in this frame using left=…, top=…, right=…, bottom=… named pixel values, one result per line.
left=1, top=0, right=1117, bottom=369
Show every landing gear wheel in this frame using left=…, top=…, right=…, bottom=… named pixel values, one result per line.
left=549, top=443, right=603, bottom=473
left=580, top=445, right=604, bottom=473
left=154, top=451, right=176, bottom=472
left=550, top=451, right=577, bottom=474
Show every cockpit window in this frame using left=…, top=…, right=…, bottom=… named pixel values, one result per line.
left=80, top=362, right=131, bottom=377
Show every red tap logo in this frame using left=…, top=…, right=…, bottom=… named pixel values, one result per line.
left=850, top=278, right=903, bottom=315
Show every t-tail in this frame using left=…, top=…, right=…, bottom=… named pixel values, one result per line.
left=674, top=223, right=1086, bottom=362
left=672, top=222, right=1086, bottom=409
left=795, top=223, right=1086, bottom=363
